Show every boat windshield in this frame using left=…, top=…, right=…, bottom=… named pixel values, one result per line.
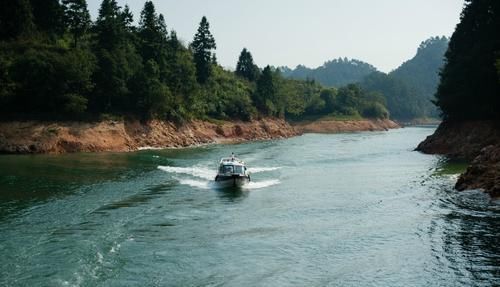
left=234, top=165, right=244, bottom=174
left=221, top=165, right=234, bottom=174
left=219, top=165, right=244, bottom=174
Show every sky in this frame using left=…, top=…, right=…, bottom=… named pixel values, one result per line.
left=87, top=0, right=465, bottom=73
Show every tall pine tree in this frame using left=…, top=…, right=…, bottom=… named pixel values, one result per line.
left=138, top=1, right=167, bottom=63
left=191, top=16, right=216, bottom=84
left=91, top=0, right=141, bottom=113
left=236, top=48, right=260, bottom=82
left=62, top=0, right=91, bottom=48
left=254, top=65, right=277, bottom=115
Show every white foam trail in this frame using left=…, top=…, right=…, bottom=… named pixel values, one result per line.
left=158, top=166, right=215, bottom=180
left=248, top=167, right=282, bottom=173
left=246, top=179, right=280, bottom=189
left=178, top=179, right=212, bottom=190
left=138, top=146, right=163, bottom=150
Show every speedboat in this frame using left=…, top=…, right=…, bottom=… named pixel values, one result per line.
left=214, top=155, right=250, bottom=187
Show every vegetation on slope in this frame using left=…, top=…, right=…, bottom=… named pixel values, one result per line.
left=0, top=0, right=390, bottom=123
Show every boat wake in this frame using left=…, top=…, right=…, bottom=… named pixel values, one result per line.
left=247, top=167, right=281, bottom=173
left=157, top=165, right=281, bottom=190
left=157, top=165, right=215, bottom=180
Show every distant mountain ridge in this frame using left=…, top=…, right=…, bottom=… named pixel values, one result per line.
left=280, top=58, right=377, bottom=87
left=361, top=36, right=448, bottom=119
left=281, top=36, right=449, bottom=119
left=389, top=36, right=449, bottom=113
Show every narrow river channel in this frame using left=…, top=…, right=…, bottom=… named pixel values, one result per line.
left=1, top=127, right=499, bottom=286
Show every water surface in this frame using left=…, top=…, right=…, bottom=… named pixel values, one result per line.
left=1, top=127, right=499, bottom=286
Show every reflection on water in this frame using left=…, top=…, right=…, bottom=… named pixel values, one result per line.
left=441, top=191, right=500, bottom=283
left=0, top=127, right=499, bottom=286
left=432, top=157, right=469, bottom=176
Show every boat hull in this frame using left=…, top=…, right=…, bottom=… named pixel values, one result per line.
left=214, top=175, right=250, bottom=188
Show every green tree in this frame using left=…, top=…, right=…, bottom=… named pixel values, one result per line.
left=8, top=48, right=95, bottom=117
left=320, top=88, right=337, bottom=114
left=30, top=0, right=65, bottom=39
left=0, top=0, right=35, bottom=40
left=130, top=59, right=172, bottom=120
left=191, top=16, right=216, bottom=84
left=202, top=66, right=255, bottom=120
left=94, top=0, right=125, bottom=50
left=254, top=65, right=277, bottom=115
left=138, top=1, right=167, bottom=62
left=91, top=0, right=141, bottom=113
left=62, top=0, right=91, bottom=48
left=360, top=71, right=420, bottom=119
left=435, top=0, right=500, bottom=120
left=236, top=48, right=260, bottom=81
left=164, top=31, right=198, bottom=118
left=121, top=5, right=134, bottom=31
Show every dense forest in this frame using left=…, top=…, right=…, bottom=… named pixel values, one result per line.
left=282, top=37, right=449, bottom=120
left=434, top=0, right=500, bottom=120
left=0, top=0, right=389, bottom=123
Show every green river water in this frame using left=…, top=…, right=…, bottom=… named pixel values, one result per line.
left=0, top=127, right=499, bottom=286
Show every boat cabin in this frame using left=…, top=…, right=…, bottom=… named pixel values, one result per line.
left=218, top=157, right=247, bottom=176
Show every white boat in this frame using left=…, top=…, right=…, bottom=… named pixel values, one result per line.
left=214, top=155, right=250, bottom=187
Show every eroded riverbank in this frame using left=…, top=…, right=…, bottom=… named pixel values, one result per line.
left=0, top=118, right=399, bottom=154
left=0, top=118, right=297, bottom=154
left=417, top=120, right=500, bottom=196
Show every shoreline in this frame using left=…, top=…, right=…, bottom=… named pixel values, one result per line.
left=0, top=118, right=400, bottom=154
left=291, top=118, right=399, bottom=134
left=417, top=120, right=500, bottom=196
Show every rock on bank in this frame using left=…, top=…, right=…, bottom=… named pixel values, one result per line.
left=416, top=120, right=500, bottom=196
left=0, top=118, right=297, bottom=154
left=292, top=118, right=400, bottom=134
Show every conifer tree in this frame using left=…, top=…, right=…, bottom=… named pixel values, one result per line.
left=62, top=0, right=91, bottom=48
left=236, top=48, right=260, bottom=82
left=91, top=0, right=141, bottom=113
left=138, top=1, right=167, bottom=62
left=191, top=16, right=216, bottom=84
left=254, top=65, right=277, bottom=115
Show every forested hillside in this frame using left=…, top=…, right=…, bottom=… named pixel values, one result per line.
left=360, top=36, right=448, bottom=120
left=283, top=37, right=448, bottom=120
left=0, top=0, right=389, bottom=122
left=391, top=37, right=448, bottom=103
left=280, top=58, right=377, bottom=87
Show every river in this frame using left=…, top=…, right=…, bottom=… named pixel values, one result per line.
left=0, top=127, right=499, bottom=286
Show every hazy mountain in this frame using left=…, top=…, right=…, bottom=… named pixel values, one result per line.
left=389, top=36, right=449, bottom=117
left=360, top=36, right=449, bottom=119
left=280, top=36, right=448, bottom=119
left=280, top=58, right=378, bottom=87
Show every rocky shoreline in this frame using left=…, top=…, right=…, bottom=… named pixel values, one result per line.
left=0, top=118, right=400, bottom=155
left=292, top=118, right=399, bottom=134
left=417, top=120, right=500, bottom=196
left=0, top=118, right=298, bottom=154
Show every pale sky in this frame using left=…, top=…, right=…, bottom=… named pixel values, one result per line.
left=87, top=0, right=464, bottom=73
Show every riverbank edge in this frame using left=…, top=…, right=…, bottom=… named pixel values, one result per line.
left=291, top=118, right=400, bottom=134
left=416, top=120, right=500, bottom=196
left=0, top=118, right=400, bottom=154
